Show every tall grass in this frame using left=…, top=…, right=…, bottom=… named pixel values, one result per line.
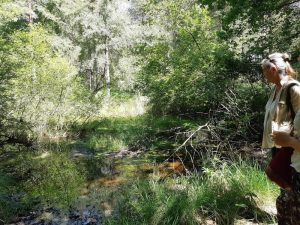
left=106, top=158, right=278, bottom=225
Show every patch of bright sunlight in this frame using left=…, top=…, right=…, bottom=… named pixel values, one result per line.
left=34, top=151, right=51, bottom=159
left=91, top=136, right=125, bottom=152
left=99, top=95, right=148, bottom=117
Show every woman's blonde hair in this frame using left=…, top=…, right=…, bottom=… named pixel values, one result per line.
left=261, top=52, right=297, bottom=78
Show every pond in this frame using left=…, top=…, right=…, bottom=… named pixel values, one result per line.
left=3, top=138, right=187, bottom=224
left=1, top=116, right=278, bottom=225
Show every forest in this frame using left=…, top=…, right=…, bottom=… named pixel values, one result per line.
left=0, top=0, right=299, bottom=224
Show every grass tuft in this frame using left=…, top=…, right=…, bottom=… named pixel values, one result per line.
left=106, top=158, right=278, bottom=225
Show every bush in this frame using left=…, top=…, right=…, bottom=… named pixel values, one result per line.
left=214, top=79, right=269, bottom=142
left=137, top=2, right=231, bottom=115
left=1, top=24, right=95, bottom=144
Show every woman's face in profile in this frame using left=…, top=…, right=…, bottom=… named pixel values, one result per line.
left=262, top=67, right=278, bottom=84
left=263, top=68, right=272, bottom=83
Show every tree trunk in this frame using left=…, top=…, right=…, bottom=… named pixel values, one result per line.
left=104, top=36, right=110, bottom=99
left=89, top=70, right=92, bottom=91
left=93, top=57, right=98, bottom=91
left=28, top=0, right=33, bottom=24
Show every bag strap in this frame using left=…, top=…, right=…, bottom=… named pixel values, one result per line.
left=286, top=83, right=298, bottom=122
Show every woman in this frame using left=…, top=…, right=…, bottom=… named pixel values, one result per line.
left=261, top=52, right=300, bottom=224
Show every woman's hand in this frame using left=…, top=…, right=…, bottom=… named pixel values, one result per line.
left=271, top=131, right=293, bottom=147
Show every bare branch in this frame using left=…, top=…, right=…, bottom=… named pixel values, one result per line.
left=164, top=122, right=209, bottom=163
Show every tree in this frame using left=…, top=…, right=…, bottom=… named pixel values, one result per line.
left=0, top=1, right=95, bottom=143
left=202, top=0, right=300, bottom=62
left=32, top=0, right=145, bottom=100
left=0, top=0, right=30, bottom=145
left=6, top=25, right=93, bottom=137
left=136, top=0, right=231, bottom=115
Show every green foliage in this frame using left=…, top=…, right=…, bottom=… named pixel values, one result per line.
left=0, top=3, right=37, bottom=145
left=137, top=1, right=231, bottom=114
left=215, top=80, right=269, bottom=141
left=203, top=0, right=300, bottom=59
left=0, top=1, right=291, bottom=223
left=106, top=158, right=277, bottom=225
left=199, top=158, right=277, bottom=224
left=3, top=25, right=93, bottom=138
left=35, top=0, right=142, bottom=95
left=0, top=0, right=25, bottom=26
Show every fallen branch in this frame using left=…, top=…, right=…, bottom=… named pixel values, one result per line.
left=164, top=122, right=209, bottom=164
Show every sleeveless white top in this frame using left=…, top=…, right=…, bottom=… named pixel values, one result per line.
left=262, top=77, right=300, bottom=172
